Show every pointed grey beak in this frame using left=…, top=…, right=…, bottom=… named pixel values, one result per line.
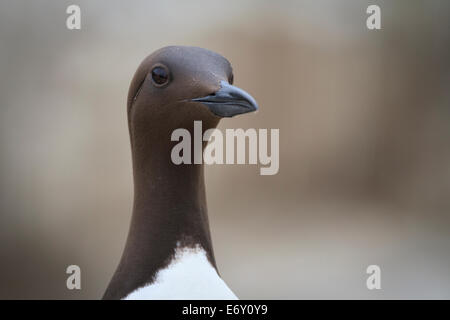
left=191, top=81, right=259, bottom=118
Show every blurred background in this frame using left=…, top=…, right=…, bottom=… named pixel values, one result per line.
left=0, top=0, right=449, bottom=299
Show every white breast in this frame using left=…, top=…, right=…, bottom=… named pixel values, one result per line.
left=124, top=246, right=238, bottom=300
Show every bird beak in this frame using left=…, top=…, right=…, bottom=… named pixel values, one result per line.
left=191, top=80, right=259, bottom=118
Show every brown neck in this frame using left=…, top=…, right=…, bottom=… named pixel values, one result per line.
left=103, top=124, right=216, bottom=300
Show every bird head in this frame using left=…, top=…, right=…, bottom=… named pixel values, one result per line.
left=127, top=46, right=258, bottom=138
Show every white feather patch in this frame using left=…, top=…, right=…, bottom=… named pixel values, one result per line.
left=124, top=245, right=238, bottom=300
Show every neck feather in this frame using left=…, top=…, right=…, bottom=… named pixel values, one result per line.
left=103, top=125, right=216, bottom=300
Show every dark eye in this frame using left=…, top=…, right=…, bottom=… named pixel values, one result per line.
left=151, top=66, right=169, bottom=86
left=229, top=73, right=234, bottom=85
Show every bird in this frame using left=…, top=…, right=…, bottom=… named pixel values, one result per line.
left=103, top=46, right=258, bottom=300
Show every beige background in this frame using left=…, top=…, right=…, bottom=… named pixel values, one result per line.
left=0, top=0, right=449, bottom=299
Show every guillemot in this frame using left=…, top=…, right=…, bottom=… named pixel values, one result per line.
left=103, top=46, right=258, bottom=300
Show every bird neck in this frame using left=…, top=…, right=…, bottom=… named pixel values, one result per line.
left=131, top=142, right=216, bottom=261
left=103, top=128, right=216, bottom=299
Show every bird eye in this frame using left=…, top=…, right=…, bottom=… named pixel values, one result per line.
left=151, top=65, right=169, bottom=87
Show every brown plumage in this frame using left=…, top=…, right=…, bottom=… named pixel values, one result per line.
left=103, top=46, right=258, bottom=300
